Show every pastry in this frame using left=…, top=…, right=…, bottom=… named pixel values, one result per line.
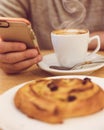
left=14, top=77, right=104, bottom=124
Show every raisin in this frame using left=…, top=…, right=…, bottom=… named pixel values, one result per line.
left=82, top=77, right=91, bottom=84
left=47, top=82, right=58, bottom=91
left=67, top=95, right=76, bottom=102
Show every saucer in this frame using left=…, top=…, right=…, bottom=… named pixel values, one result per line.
left=38, top=53, right=104, bottom=75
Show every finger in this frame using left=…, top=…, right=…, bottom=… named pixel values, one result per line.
left=0, top=55, right=42, bottom=74
left=0, top=49, right=39, bottom=63
left=0, top=41, right=26, bottom=53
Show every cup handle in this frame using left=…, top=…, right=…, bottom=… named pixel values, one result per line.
left=88, top=35, right=100, bottom=55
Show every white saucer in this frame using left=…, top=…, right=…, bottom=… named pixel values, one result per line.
left=38, top=53, right=104, bottom=75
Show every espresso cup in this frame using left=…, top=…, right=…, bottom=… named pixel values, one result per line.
left=51, top=29, right=101, bottom=67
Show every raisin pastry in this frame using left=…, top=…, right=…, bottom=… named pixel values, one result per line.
left=14, top=77, right=104, bottom=124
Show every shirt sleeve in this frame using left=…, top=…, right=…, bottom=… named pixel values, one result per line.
left=0, top=0, right=30, bottom=18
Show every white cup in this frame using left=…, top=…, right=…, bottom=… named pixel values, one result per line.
left=51, top=29, right=101, bottom=67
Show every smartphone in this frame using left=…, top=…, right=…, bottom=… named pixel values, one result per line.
left=0, top=17, right=39, bottom=49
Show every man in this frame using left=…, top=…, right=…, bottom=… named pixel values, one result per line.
left=0, top=0, right=104, bottom=74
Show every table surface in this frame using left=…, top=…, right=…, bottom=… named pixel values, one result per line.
left=0, top=50, right=104, bottom=130
left=0, top=50, right=104, bottom=95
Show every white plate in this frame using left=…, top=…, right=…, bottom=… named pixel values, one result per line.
left=0, top=75, right=104, bottom=130
left=38, top=53, right=104, bottom=75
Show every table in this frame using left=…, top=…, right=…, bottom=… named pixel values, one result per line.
left=0, top=50, right=104, bottom=95
left=0, top=50, right=104, bottom=130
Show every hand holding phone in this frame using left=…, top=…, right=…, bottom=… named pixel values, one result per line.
left=0, top=17, right=42, bottom=74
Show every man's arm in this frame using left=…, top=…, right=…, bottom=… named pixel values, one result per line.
left=0, top=0, right=29, bottom=18
left=0, top=0, right=42, bottom=74
left=89, top=31, right=104, bottom=50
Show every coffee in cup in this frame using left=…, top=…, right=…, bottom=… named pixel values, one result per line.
left=52, top=29, right=87, bottom=35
